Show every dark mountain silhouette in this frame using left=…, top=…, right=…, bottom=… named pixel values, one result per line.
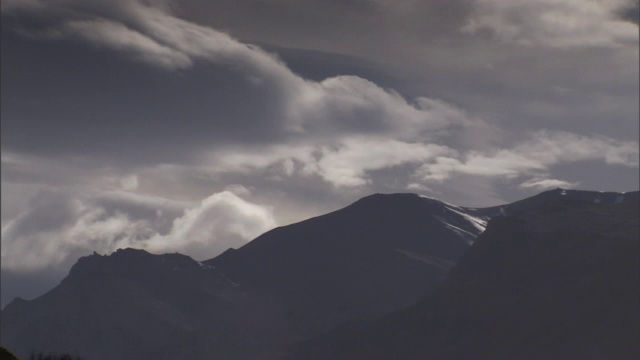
left=0, top=346, right=20, bottom=360
left=1, top=249, right=294, bottom=360
left=1, top=189, right=637, bottom=359
left=288, top=194, right=640, bottom=360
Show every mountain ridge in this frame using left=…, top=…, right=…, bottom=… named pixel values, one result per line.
left=287, top=196, right=640, bottom=359
left=2, top=189, right=638, bottom=360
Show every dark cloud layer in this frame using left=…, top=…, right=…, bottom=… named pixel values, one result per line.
left=1, top=27, right=291, bottom=164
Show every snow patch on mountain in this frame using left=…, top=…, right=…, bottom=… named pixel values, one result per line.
left=445, top=206, right=488, bottom=233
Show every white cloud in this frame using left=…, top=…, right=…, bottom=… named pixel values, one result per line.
left=519, top=178, right=579, bottom=190
left=205, top=129, right=638, bottom=191
left=1, top=189, right=276, bottom=272
left=464, top=0, right=639, bottom=48
left=1, top=191, right=153, bottom=272
left=518, top=130, right=640, bottom=166
left=224, top=184, right=251, bottom=196
left=414, top=130, right=639, bottom=184
left=406, top=182, right=432, bottom=193
left=308, top=139, right=453, bottom=187
left=120, top=174, right=139, bottom=191
left=415, top=150, right=544, bottom=182
left=142, top=191, right=276, bottom=257
left=294, top=76, right=461, bottom=137
left=205, top=138, right=456, bottom=188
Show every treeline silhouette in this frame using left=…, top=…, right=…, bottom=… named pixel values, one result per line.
left=0, top=346, right=20, bottom=360
left=0, top=347, right=84, bottom=360
left=28, top=354, right=83, bottom=360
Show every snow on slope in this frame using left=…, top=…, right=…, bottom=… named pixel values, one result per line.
left=418, top=195, right=488, bottom=245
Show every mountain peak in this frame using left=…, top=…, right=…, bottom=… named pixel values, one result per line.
left=66, top=247, right=201, bottom=283
left=350, top=192, right=423, bottom=204
left=344, top=192, right=445, bottom=213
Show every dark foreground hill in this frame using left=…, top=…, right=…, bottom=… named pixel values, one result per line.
left=288, top=196, right=640, bottom=360
left=1, top=189, right=637, bottom=359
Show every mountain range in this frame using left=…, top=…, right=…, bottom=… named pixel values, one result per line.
left=288, top=193, right=640, bottom=359
left=1, top=189, right=638, bottom=359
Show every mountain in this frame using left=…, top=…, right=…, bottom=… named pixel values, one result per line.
left=287, top=193, right=640, bottom=360
left=1, top=189, right=637, bottom=359
left=203, top=193, right=488, bottom=336
left=1, top=249, right=295, bottom=360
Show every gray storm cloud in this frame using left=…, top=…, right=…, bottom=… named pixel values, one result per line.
left=2, top=0, right=638, bottom=204
left=2, top=0, right=476, bottom=158
left=1, top=0, right=496, bottom=187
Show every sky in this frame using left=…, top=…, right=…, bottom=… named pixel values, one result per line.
left=1, top=0, right=639, bottom=306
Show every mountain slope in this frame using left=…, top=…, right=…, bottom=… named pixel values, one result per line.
left=1, top=190, right=636, bottom=359
left=205, top=193, right=487, bottom=336
left=1, top=249, right=294, bottom=360
left=288, top=195, right=640, bottom=360
left=1, top=193, right=485, bottom=360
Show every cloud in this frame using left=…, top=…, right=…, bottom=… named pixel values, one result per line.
left=519, top=178, right=579, bottom=190
left=2, top=0, right=479, bottom=167
left=418, top=150, right=545, bottom=181
left=517, top=130, right=639, bottom=166
left=1, top=189, right=276, bottom=272
left=63, top=19, right=192, bottom=69
left=414, top=130, right=639, bottom=183
left=294, top=76, right=464, bottom=137
left=463, top=0, right=639, bottom=48
left=2, top=0, right=304, bottom=92
left=119, top=175, right=139, bottom=191
left=305, top=139, right=454, bottom=187
left=203, top=138, right=457, bottom=188
left=2, top=0, right=636, bottom=195
left=1, top=191, right=152, bottom=272
left=190, top=128, right=639, bottom=194
left=5, top=0, right=633, bottom=186
left=199, top=128, right=639, bottom=195
left=142, top=191, right=276, bottom=257
left=1, top=0, right=43, bottom=12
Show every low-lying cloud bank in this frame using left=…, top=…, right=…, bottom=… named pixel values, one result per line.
left=205, top=130, right=638, bottom=192
left=1, top=189, right=275, bottom=272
